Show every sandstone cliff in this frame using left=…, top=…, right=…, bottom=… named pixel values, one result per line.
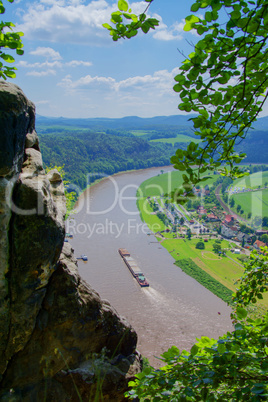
left=0, top=82, right=141, bottom=401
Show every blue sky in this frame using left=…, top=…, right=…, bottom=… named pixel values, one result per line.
left=2, top=1, right=216, bottom=118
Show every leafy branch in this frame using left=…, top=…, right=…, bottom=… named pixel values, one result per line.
left=0, top=0, right=24, bottom=80
left=102, top=0, right=158, bottom=41
left=104, top=0, right=268, bottom=202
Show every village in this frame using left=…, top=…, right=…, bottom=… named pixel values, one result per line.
left=146, top=183, right=268, bottom=256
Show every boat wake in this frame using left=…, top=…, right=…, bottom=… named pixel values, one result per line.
left=144, top=287, right=168, bottom=306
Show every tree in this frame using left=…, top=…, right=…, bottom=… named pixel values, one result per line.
left=193, top=199, right=201, bottom=210
left=262, top=216, right=268, bottom=227
left=213, top=242, right=221, bottom=254
left=105, top=0, right=268, bottom=202
left=186, top=228, right=192, bottom=240
left=229, top=198, right=235, bottom=208
left=261, top=234, right=268, bottom=244
left=195, top=241, right=205, bottom=249
left=0, top=0, right=24, bottom=79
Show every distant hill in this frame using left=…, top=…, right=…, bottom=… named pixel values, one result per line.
left=36, top=114, right=197, bottom=131
left=36, top=114, right=268, bottom=171
left=36, top=113, right=268, bottom=131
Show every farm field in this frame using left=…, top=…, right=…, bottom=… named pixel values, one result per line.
left=161, top=238, right=244, bottom=292
left=231, top=189, right=268, bottom=218
left=130, top=130, right=154, bottom=137
left=150, top=134, right=200, bottom=145
left=232, top=170, right=268, bottom=190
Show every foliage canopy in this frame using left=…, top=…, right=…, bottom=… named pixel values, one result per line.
left=0, top=0, right=24, bottom=80
left=105, top=0, right=268, bottom=202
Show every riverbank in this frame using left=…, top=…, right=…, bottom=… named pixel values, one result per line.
left=68, top=166, right=233, bottom=367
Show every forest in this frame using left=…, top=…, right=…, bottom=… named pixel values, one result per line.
left=39, top=128, right=180, bottom=190
left=37, top=117, right=268, bottom=194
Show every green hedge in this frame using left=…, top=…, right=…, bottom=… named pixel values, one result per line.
left=175, top=258, right=233, bottom=304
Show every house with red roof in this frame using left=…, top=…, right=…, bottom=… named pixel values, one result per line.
left=206, top=213, right=219, bottom=222
left=224, top=214, right=235, bottom=226
left=254, top=240, right=267, bottom=250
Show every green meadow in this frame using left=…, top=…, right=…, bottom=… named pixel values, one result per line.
left=161, top=237, right=244, bottom=292
left=138, top=170, right=218, bottom=198
left=232, top=170, right=268, bottom=190
left=137, top=198, right=166, bottom=231
left=231, top=189, right=268, bottom=218
left=228, top=171, right=268, bottom=219
left=150, top=134, right=201, bottom=145
left=130, top=130, right=154, bottom=137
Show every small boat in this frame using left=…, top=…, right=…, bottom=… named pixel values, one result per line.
left=118, top=249, right=149, bottom=287
left=65, top=233, right=73, bottom=238
left=77, top=254, right=88, bottom=261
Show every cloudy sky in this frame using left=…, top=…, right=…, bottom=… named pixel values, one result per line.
left=4, top=0, right=202, bottom=118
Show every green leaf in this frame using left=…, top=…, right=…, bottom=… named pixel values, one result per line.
left=191, top=3, right=200, bottom=12
left=217, top=343, right=226, bottom=354
left=118, top=0, right=128, bottom=12
left=102, top=23, right=112, bottom=30
left=111, top=11, right=122, bottom=23
left=191, top=344, right=199, bottom=355
left=205, top=11, right=212, bottom=22
left=236, top=307, right=248, bottom=320
left=184, top=15, right=200, bottom=31
left=1, top=53, right=15, bottom=62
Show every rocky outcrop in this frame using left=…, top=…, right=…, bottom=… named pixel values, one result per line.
left=0, top=82, right=141, bottom=400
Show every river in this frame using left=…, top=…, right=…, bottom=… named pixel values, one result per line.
left=67, top=166, right=233, bottom=367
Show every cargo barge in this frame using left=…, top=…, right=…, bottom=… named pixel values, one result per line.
left=118, top=249, right=149, bottom=287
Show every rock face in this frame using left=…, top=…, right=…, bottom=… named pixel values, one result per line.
left=0, top=83, right=141, bottom=400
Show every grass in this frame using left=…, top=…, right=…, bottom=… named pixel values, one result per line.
left=161, top=238, right=244, bottom=292
left=138, top=170, right=218, bottom=198
left=230, top=189, right=268, bottom=219
left=130, top=130, right=154, bottom=137
left=150, top=134, right=200, bottom=145
left=232, top=170, right=268, bottom=190
left=137, top=198, right=166, bottom=232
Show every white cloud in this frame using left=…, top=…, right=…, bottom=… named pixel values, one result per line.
left=18, top=60, right=63, bottom=69
left=26, top=69, right=57, bottom=76
left=58, top=74, right=116, bottom=88
left=17, top=1, right=185, bottom=46
left=65, top=60, right=93, bottom=67
left=58, top=68, right=180, bottom=94
left=17, top=59, right=92, bottom=76
left=153, top=20, right=184, bottom=41
left=29, top=47, right=62, bottom=60
left=16, top=0, right=117, bottom=46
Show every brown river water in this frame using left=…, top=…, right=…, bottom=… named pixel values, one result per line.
left=67, top=166, right=233, bottom=367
